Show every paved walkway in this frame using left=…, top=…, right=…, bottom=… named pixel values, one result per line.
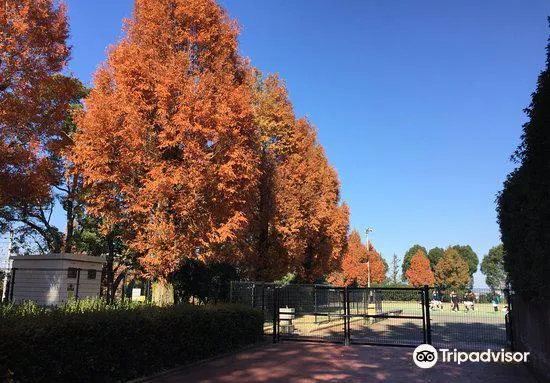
left=146, top=342, right=536, bottom=383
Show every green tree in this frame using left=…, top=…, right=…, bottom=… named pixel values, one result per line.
left=480, top=245, right=507, bottom=293
left=427, top=247, right=444, bottom=270
left=497, top=21, right=550, bottom=298
left=402, top=245, right=427, bottom=280
left=451, top=245, right=479, bottom=277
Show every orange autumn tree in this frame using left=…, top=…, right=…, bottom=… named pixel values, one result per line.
left=0, top=0, right=82, bottom=251
left=276, top=118, right=349, bottom=282
left=328, top=229, right=365, bottom=286
left=74, top=0, right=260, bottom=277
left=405, top=249, right=434, bottom=287
left=248, top=71, right=296, bottom=280
left=434, top=248, right=470, bottom=289
left=365, top=243, right=387, bottom=285
left=328, top=230, right=387, bottom=287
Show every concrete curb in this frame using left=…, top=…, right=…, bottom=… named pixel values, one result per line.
left=126, top=339, right=271, bottom=383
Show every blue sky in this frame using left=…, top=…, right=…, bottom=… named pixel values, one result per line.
left=45, top=0, right=549, bottom=287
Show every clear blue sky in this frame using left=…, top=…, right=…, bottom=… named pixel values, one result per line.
left=58, top=0, right=549, bottom=287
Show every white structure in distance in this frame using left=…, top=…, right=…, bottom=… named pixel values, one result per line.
left=8, top=253, right=105, bottom=306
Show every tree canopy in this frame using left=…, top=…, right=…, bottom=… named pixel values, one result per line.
left=401, top=244, right=427, bottom=279
left=72, top=0, right=350, bottom=281
left=406, top=249, right=434, bottom=287
left=434, top=248, right=470, bottom=290
left=427, top=247, right=444, bottom=271
left=74, top=0, right=261, bottom=277
left=0, top=0, right=84, bottom=252
left=480, top=244, right=507, bottom=293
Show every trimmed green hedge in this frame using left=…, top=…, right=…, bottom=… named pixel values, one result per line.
left=0, top=303, right=264, bottom=382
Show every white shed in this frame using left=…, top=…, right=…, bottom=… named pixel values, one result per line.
left=9, top=253, right=105, bottom=306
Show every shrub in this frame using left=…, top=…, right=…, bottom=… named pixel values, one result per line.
left=0, top=303, right=264, bottom=382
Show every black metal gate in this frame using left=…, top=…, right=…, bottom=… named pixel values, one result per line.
left=273, top=285, right=429, bottom=347
left=231, top=281, right=512, bottom=350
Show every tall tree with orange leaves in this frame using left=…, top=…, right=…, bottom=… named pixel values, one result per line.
left=328, top=229, right=365, bottom=286
left=74, top=0, right=260, bottom=277
left=275, top=118, right=349, bottom=282
left=0, top=0, right=83, bottom=252
left=405, top=249, right=434, bottom=287
left=328, top=230, right=385, bottom=286
left=365, top=243, right=387, bottom=285
left=247, top=71, right=296, bottom=280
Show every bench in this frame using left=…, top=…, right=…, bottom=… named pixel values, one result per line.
left=279, top=307, right=295, bottom=334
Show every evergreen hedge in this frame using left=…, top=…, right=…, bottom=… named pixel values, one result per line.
left=0, top=303, right=264, bottom=382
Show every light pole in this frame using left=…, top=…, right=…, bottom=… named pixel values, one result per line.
left=365, top=228, right=374, bottom=288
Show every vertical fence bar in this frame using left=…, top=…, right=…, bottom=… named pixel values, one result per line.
left=276, top=287, right=280, bottom=342
left=314, top=286, right=318, bottom=324
left=272, top=286, right=277, bottom=343
left=343, top=287, right=349, bottom=346
left=423, top=285, right=432, bottom=345
left=346, top=287, right=351, bottom=345
left=420, top=289, right=428, bottom=344
left=75, top=268, right=81, bottom=300
left=9, top=268, right=16, bottom=302
left=261, top=282, right=265, bottom=312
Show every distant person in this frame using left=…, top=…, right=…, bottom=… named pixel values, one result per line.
left=450, top=290, right=459, bottom=311
left=463, top=291, right=475, bottom=311
left=492, top=294, right=501, bottom=312
left=430, top=290, right=443, bottom=310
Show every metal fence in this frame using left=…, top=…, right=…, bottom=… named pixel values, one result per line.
left=428, top=287, right=510, bottom=351
left=231, top=282, right=430, bottom=347
left=231, top=281, right=512, bottom=351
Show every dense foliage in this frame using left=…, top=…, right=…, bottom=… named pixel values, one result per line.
left=327, top=230, right=386, bottom=286
left=480, top=244, right=507, bottom=293
left=401, top=244, right=427, bottom=278
left=0, top=302, right=263, bottom=382
left=427, top=247, right=444, bottom=270
left=0, top=0, right=85, bottom=253
left=405, top=249, right=434, bottom=287
left=434, top=248, right=470, bottom=289
left=71, top=0, right=349, bottom=282
left=170, top=259, right=238, bottom=304
left=497, top=22, right=550, bottom=298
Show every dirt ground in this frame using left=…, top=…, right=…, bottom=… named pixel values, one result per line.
left=143, top=342, right=537, bottom=383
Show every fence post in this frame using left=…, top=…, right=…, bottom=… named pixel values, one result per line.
left=343, top=287, right=349, bottom=346
left=314, top=286, right=318, bottom=324
left=346, top=287, right=351, bottom=344
left=273, top=287, right=278, bottom=343
left=421, top=288, right=427, bottom=344
left=75, top=268, right=81, bottom=300
left=9, top=268, right=16, bottom=302
left=261, top=282, right=265, bottom=312
left=423, top=285, right=432, bottom=345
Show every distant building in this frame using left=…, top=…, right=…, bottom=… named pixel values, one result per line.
left=8, top=253, right=105, bottom=306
